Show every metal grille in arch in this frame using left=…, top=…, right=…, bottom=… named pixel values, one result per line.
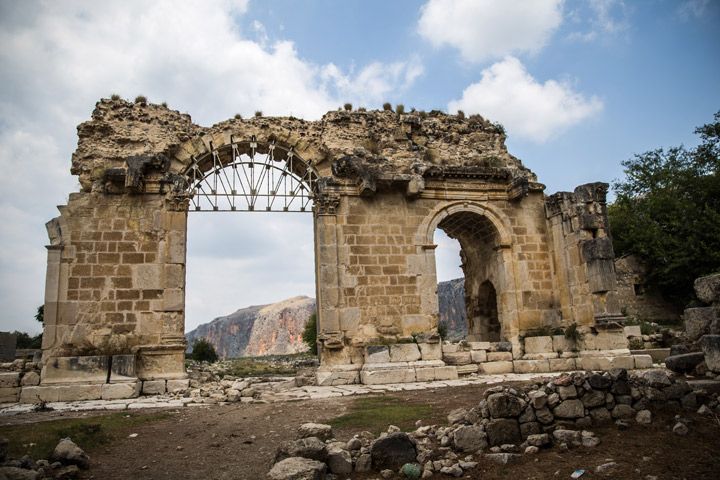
left=184, top=137, right=317, bottom=212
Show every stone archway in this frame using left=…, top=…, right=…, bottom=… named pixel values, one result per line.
left=34, top=98, right=629, bottom=401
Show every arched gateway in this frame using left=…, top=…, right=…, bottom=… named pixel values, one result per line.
left=32, top=99, right=633, bottom=401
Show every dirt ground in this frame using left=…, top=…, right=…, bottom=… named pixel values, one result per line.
left=3, top=382, right=720, bottom=480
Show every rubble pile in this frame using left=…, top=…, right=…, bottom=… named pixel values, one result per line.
left=0, top=437, right=89, bottom=480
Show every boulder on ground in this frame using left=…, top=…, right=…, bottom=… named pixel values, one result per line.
left=553, top=399, right=585, bottom=419
left=452, top=425, right=487, bottom=452
left=297, top=423, right=333, bottom=441
left=684, top=307, right=719, bottom=340
left=370, top=432, right=417, bottom=471
left=0, top=467, right=39, bottom=480
left=664, top=352, right=706, bottom=374
left=486, top=418, right=521, bottom=446
left=267, top=457, right=326, bottom=480
left=51, top=438, right=89, bottom=469
left=275, top=437, right=328, bottom=463
left=486, top=392, right=525, bottom=418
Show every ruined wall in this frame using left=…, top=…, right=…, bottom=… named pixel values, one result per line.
left=41, top=97, right=628, bottom=389
left=615, top=255, right=681, bottom=323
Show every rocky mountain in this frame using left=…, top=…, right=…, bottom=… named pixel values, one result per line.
left=186, top=296, right=315, bottom=358
left=438, top=278, right=467, bottom=340
left=186, top=280, right=467, bottom=358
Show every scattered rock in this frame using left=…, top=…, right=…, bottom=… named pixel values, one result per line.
left=0, top=467, right=39, bottom=480
left=635, top=410, right=652, bottom=424
left=553, top=399, right=585, bottom=419
left=700, top=335, right=720, bottom=372
left=452, top=425, right=487, bottom=452
left=354, top=453, right=371, bottom=472
left=524, top=446, right=539, bottom=454
left=401, top=462, right=422, bottom=479
left=611, top=404, right=635, bottom=420
left=486, top=392, right=525, bottom=418
left=552, top=429, right=581, bottom=445
left=327, top=447, right=352, bottom=475
left=447, top=408, right=468, bottom=425
left=54, top=465, right=80, bottom=480
left=664, top=353, right=706, bottom=374
left=267, top=457, right=326, bottom=480
left=370, top=433, right=417, bottom=471
left=525, top=433, right=551, bottom=448
left=595, top=462, right=618, bottom=475
left=440, top=464, right=463, bottom=477
left=51, top=438, right=89, bottom=469
left=486, top=418, right=521, bottom=446
left=694, top=273, right=720, bottom=304
left=275, top=437, right=328, bottom=463
left=297, top=423, right=333, bottom=441
left=484, top=453, right=521, bottom=465
left=672, top=422, right=689, bottom=436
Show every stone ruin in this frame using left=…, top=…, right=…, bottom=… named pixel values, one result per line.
left=21, top=98, right=648, bottom=402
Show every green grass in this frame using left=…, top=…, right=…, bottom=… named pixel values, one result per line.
left=2, top=411, right=171, bottom=460
left=329, top=396, right=433, bottom=435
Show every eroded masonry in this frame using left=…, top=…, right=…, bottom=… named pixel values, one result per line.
left=28, top=99, right=652, bottom=402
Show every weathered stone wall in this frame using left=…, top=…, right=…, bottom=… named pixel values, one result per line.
left=614, top=255, right=681, bottom=323
left=41, top=98, right=629, bottom=390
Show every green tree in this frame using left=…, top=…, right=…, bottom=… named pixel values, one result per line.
left=608, top=111, right=720, bottom=306
left=302, top=312, right=318, bottom=355
left=35, top=305, right=44, bottom=324
left=190, top=338, right=218, bottom=363
left=14, top=331, right=42, bottom=349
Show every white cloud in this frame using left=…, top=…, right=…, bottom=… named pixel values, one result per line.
left=417, top=0, right=563, bottom=62
left=0, top=0, right=423, bottom=333
left=448, top=57, right=603, bottom=143
left=677, top=0, right=711, bottom=20
left=567, top=0, right=629, bottom=42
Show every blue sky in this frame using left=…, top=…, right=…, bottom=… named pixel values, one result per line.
left=0, top=0, right=718, bottom=334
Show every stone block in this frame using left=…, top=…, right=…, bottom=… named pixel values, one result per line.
left=456, top=364, right=479, bottom=375
left=360, top=366, right=416, bottom=385
left=624, top=326, right=642, bottom=337
left=631, top=348, right=670, bottom=363
left=695, top=273, right=720, bottom=304
left=581, top=331, right=628, bottom=351
left=479, top=361, right=514, bottom=374
left=470, top=350, right=487, bottom=363
left=700, top=335, right=720, bottom=372
left=0, top=387, right=20, bottom=403
left=41, top=356, right=109, bottom=384
left=418, top=342, right=442, bottom=361
left=110, top=354, right=136, bottom=382
left=684, top=307, right=719, bottom=341
left=487, top=351, right=513, bottom=362
left=633, top=355, right=653, bottom=369
left=0, top=332, right=16, bottom=361
left=142, top=379, right=167, bottom=395
left=316, top=366, right=360, bottom=386
left=21, top=371, right=40, bottom=386
left=443, top=352, right=471, bottom=365
left=442, top=343, right=460, bottom=353
left=0, top=372, right=20, bottom=388
left=102, top=381, right=140, bottom=400
left=433, top=366, right=459, bottom=380
left=415, top=368, right=436, bottom=382
left=512, top=360, right=550, bottom=374
left=552, top=335, right=575, bottom=353
left=579, top=355, right=635, bottom=371
left=524, top=336, right=553, bottom=354
left=469, top=342, right=491, bottom=350
left=523, top=353, right=559, bottom=360
left=21, top=384, right=103, bottom=403
left=389, top=344, right=421, bottom=362
left=549, top=357, right=577, bottom=372
left=364, top=346, right=390, bottom=364
left=167, top=379, right=190, bottom=393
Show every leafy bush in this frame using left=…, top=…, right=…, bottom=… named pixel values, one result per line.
left=302, top=313, right=318, bottom=355
left=14, top=331, right=42, bottom=349
left=382, top=102, right=392, bottom=112
left=457, top=110, right=465, bottom=119
left=134, top=95, right=147, bottom=104
left=191, top=338, right=218, bottom=363
left=254, top=110, right=262, bottom=117
left=343, top=103, right=352, bottom=111
left=437, top=322, right=448, bottom=340
left=110, top=93, right=121, bottom=101
left=395, top=104, right=405, bottom=115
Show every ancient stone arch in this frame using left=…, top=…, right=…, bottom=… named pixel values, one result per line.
left=33, top=98, right=633, bottom=401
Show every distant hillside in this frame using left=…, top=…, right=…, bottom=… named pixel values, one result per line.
left=186, top=296, right=315, bottom=358
left=186, top=279, right=468, bottom=358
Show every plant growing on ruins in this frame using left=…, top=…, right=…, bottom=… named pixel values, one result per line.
left=491, top=121, right=505, bottom=135
left=358, top=107, right=367, bottom=112
left=395, top=104, right=405, bottom=115
left=564, top=323, right=584, bottom=343
left=110, top=93, right=121, bottom=101
left=254, top=110, right=263, bottom=117
left=343, top=103, right=352, bottom=111
left=161, top=101, right=168, bottom=108
left=609, top=111, right=720, bottom=306
left=382, top=102, right=393, bottom=112
left=302, top=313, right=318, bottom=355
left=437, top=322, right=448, bottom=340
left=191, top=338, right=218, bottom=363
left=457, top=110, right=465, bottom=119
left=134, top=95, right=147, bottom=104
left=234, top=113, right=242, bottom=120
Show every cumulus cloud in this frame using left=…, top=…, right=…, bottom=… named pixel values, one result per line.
left=0, top=0, right=423, bottom=332
left=567, top=0, right=630, bottom=42
left=417, top=0, right=563, bottom=62
left=448, top=57, right=603, bottom=143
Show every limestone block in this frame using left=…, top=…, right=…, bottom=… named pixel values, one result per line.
left=633, top=355, right=653, bottom=369
left=162, top=288, right=184, bottom=312
left=21, top=372, right=40, bottom=386
left=389, top=344, right=421, bottom=362
left=135, top=264, right=162, bottom=289
left=433, top=366, right=459, bottom=380
left=415, top=368, right=436, bottom=382
left=20, top=385, right=57, bottom=403
left=0, top=372, right=20, bottom=388
left=41, top=356, right=109, bottom=384
left=456, top=364, right=479, bottom=375
left=579, top=355, right=635, bottom=371
left=580, top=331, right=628, bottom=351
left=523, top=353, right=559, bottom=360
left=102, top=381, right=140, bottom=400
left=360, top=366, right=416, bottom=385
left=524, top=336, right=553, bottom=354
left=700, top=335, right=720, bottom=372
left=142, top=379, right=167, bottom=395
left=470, top=350, right=487, bottom=363
left=21, top=384, right=103, bottom=403
left=512, top=360, right=550, bottom=374
left=442, top=343, right=460, bottom=353
left=419, top=342, right=442, bottom=361
left=0, top=387, right=20, bottom=403
left=442, top=352, right=471, bottom=365
left=624, top=326, right=642, bottom=338
left=695, top=273, right=720, bottom=304
left=316, top=366, right=360, bottom=386
left=167, top=379, right=190, bottom=393
left=552, top=335, right=576, bottom=353
left=487, top=351, right=513, bottom=362
left=684, top=307, right=719, bottom=341
left=549, top=358, right=577, bottom=372
left=469, top=342, right=491, bottom=350
left=364, top=346, right=390, bottom=364
left=631, top=348, right=669, bottom=363
left=479, top=361, right=514, bottom=374
left=110, top=354, right=136, bottom=382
